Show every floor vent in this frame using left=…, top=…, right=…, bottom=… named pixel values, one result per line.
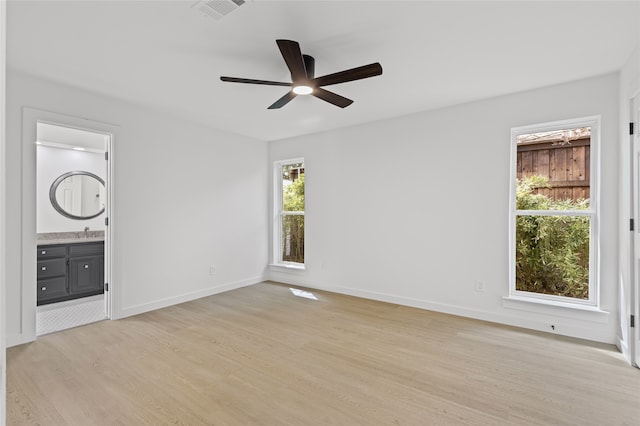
left=192, top=0, right=247, bottom=20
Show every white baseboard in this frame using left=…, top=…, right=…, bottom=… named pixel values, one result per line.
left=11, top=273, right=618, bottom=347
left=268, top=274, right=616, bottom=345
left=7, top=329, right=37, bottom=348
left=616, top=336, right=630, bottom=363
left=6, top=333, right=27, bottom=348
left=116, top=275, right=265, bottom=319
left=6, top=276, right=266, bottom=347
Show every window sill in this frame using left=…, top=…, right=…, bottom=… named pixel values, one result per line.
left=269, top=263, right=306, bottom=272
left=502, top=295, right=609, bottom=323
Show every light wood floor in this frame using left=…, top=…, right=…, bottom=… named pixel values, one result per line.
left=7, top=281, right=640, bottom=425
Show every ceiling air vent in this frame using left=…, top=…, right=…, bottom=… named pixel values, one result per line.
left=191, top=0, right=247, bottom=20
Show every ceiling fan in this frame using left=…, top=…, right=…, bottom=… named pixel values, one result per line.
left=220, top=39, right=383, bottom=109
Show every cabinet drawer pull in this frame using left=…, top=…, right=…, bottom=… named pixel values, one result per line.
left=41, top=286, right=47, bottom=291
left=41, top=250, right=46, bottom=255
left=84, top=264, right=89, bottom=269
left=41, top=266, right=47, bottom=271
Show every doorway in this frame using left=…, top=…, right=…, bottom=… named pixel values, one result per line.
left=21, top=108, right=114, bottom=342
left=35, top=122, right=109, bottom=335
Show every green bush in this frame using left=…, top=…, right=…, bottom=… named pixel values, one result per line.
left=282, top=173, right=304, bottom=263
left=515, top=176, right=590, bottom=299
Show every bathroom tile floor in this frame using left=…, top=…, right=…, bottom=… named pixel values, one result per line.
left=37, top=295, right=106, bottom=336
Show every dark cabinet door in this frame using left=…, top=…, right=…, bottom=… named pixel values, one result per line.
left=98, top=255, right=104, bottom=289
left=69, top=255, right=102, bottom=295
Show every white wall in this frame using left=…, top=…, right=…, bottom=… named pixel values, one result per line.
left=269, top=73, right=620, bottom=344
left=37, top=145, right=106, bottom=233
left=6, top=70, right=269, bottom=346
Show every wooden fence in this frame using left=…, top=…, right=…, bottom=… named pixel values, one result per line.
left=517, top=136, right=590, bottom=201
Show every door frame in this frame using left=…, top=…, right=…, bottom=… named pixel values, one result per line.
left=21, top=108, right=116, bottom=342
left=1, top=0, right=7, bottom=420
left=632, top=92, right=640, bottom=368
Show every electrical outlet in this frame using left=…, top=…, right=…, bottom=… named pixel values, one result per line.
left=209, top=265, right=217, bottom=275
left=475, top=280, right=486, bottom=293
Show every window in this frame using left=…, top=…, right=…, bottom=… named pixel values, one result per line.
left=509, top=117, right=599, bottom=306
left=274, top=159, right=305, bottom=266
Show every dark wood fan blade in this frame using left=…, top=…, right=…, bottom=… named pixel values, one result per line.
left=268, top=91, right=297, bottom=109
left=312, top=87, right=353, bottom=108
left=303, top=55, right=315, bottom=79
left=312, top=63, right=383, bottom=87
left=276, top=39, right=307, bottom=83
left=220, top=76, right=291, bottom=87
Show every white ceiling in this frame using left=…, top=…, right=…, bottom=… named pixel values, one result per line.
left=7, top=1, right=640, bottom=142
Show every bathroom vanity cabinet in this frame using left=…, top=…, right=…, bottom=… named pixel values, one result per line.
left=37, top=241, right=104, bottom=305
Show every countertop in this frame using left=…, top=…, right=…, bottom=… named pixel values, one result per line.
left=37, top=237, right=105, bottom=246
left=37, top=231, right=105, bottom=246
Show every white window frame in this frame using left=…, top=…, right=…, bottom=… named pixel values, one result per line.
left=508, top=116, right=600, bottom=308
left=273, top=158, right=305, bottom=268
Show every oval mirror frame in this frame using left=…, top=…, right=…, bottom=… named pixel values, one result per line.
left=49, top=171, right=106, bottom=220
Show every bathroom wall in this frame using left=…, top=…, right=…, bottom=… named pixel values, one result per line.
left=37, top=145, right=106, bottom=233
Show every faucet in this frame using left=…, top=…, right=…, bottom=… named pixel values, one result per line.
left=84, top=226, right=90, bottom=238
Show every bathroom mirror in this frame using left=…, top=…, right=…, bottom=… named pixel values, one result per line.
left=49, top=171, right=105, bottom=220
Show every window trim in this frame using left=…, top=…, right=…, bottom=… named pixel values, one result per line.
left=273, top=158, right=305, bottom=267
left=508, top=116, right=600, bottom=308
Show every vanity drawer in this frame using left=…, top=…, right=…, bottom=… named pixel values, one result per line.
left=37, top=276, right=68, bottom=302
left=69, top=242, right=104, bottom=256
left=37, top=245, right=66, bottom=259
left=37, top=258, right=67, bottom=279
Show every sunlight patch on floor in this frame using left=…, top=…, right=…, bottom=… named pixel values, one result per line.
left=289, top=288, right=318, bottom=300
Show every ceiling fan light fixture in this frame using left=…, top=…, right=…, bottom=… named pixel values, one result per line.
left=220, top=39, right=383, bottom=108
left=292, top=85, right=313, bottom=95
